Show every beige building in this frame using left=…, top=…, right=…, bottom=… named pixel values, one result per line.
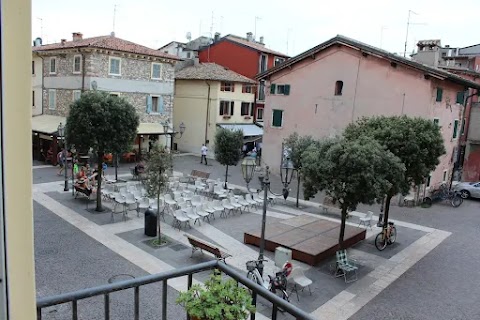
left=173, top=62, right=262, bottom=154
left=1, top=0, right=37, bottom=318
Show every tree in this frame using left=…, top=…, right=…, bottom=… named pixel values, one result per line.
left=284, top=133, right=316, bottom=207
left=214, top=128, right=244, bottom=188
left=343, top=115, right=446, bottom=227
left=302, top=136, right=405, bottom=247
left=66, top=91, right=139, bottom=211
left=144, top=143, right=172, bottom=245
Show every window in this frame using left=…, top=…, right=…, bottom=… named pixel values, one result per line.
left=32, top=61, right=35, bottom=75
left=219, top=101, right=234, bottom=116
left=151, top=63, right=162, bottom=79
left=49, top=57, right=56, bottom=74
left=250, top=103, right=254, bottom=116
left=335, top=81, right=343, bottom=96
left=276, top=85, right=285, bottom=95
left=242, top=84, right=253, bottom=93
left=109, top=57, right=121, bottom=75
left=32, top=91, right=35, bottom=107
left=241, top=102, right=251, bottom=116
left=426, top=174, right=432, bottom=187
left=433, top=118, right=440, bottom=126
left=259, top=54, right=267, bottom=73
left=272, top=109, right=283, bottom=127
left=186, top=52, right=191, bottom=58
left=274, top=57, right=285, bottom=66
left=452, top=119, right=459, bottom=139
left=461, top=118, right=466, bottom=135
left=258, top=81, right=265, bottom=101
left=257, top=108, right=264, bottom=120
left=48, top=89, right=56, bottom=110
left=436, top=87, right=443, bottom=102
left=456, top=91, right=465, bottom=104
left=73, top=90, right=81, bottom=101
left=73, top=55, right=82, bottom=73
left=442, top=170, right=448, bottom=183
left=220, top=82, right=235, bottom=92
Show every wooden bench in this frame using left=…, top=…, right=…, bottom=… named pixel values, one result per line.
left=184, top=234, right=231, bottom=263
left=189, top=170, right=210, bottom=181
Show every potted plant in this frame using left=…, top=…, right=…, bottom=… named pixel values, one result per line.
left=176, top=272, right=256, bottom=320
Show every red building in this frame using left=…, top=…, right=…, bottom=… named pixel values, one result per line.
left=198, top=32, right=289, bottom=123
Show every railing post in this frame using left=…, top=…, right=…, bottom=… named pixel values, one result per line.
left=72, top=300, right=78, bottom=320
left=271, top=304, right=278, bottom=320
left=36, top=307, right=42, bottom=320
left=187, top=274, right=193, bottom=320
left=104, top=294, right=110, bottom=320
left=162, top=280, right=168, bottom=320
left=250, top=292, right=257, bottom=320
left=134, top=287, right=140, bottom=320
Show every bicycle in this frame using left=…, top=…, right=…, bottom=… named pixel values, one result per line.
left=246, top=259, right=291, bottom=302
left=374, top=221, right=397, bottom=251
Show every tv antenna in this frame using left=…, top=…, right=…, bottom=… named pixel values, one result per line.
left=286, top=28, right=292, bottom=55
left=380, top=26, right=388, bottom=49
left=37, top=17, right=43, bottom=39
left=113, top=4, right=118, bottom=33
left=254, top=16, right=262, bottom=40
left=403, top=10, right=426, bottom=57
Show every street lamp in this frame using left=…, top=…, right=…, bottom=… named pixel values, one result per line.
left=162, top=120, right=186, bottom=145
left=281, top=155, right=294, bottom=200
left=57, top=122, right=69, bottom=192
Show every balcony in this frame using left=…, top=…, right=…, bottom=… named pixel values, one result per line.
left=36, top=260, right=314, bottom=320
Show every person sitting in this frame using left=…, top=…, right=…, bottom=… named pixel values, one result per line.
left=75, top=177, right=93, bottom=196
left=76, top=166, right=87, bottom=180
left=134, top=161, right=145, bottom=176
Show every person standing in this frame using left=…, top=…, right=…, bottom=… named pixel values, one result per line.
left=200, top=143, right=208, bottom=165
left=57, top=148, right=65, bottom=176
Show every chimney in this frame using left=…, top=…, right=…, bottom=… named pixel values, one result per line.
left=246, top=32, right=253, bottom=42
left=61, top=39, right=67, bottom=45
left=33, top=37, right=43, bottom=47
left=72, top=32, right=83, bottom=41
left=259, top=36, right=264, bottom=44
left=214, top=32, right=220, bottom=42
left=110, top=31, right=115, bottom=37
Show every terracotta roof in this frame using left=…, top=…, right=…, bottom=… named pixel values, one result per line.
left=256, top=35, right=480, bottom=90
left=223, top=35, right=289, bottom=57
left=32, top=35, right=182, bottom=60
left=440, top=66, right=480, bottom=78
left=175, top=63, right=255, bottom=83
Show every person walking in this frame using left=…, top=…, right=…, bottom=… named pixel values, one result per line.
left=200, top=143, right=208, bottom=165
left=57, top=148, right=65, bottom=176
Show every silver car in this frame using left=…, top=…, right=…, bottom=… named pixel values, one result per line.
left=453, top=181, right=480, bottom=199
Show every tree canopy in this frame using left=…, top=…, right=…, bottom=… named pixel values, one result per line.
left=302, top=136, right=405, bottom=246
left=66, top=91, right=139, bottom=211
left=214, top=128, right=243, bottom=187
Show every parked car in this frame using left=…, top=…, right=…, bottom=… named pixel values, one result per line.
left=453, top=181, right=480, bottom=199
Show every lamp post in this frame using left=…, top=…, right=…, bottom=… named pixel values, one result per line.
left=241, top=157, right=294, bottom=277
left=71, top=145, right=76, bottom=196
left=281, top=155, right=294, bottom=200
left=57, top=122, right=69, bottom=192
left=162, top=120, right=186, bottom=170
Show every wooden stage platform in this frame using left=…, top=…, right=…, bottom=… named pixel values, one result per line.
left=244, top=215, right=366, bottom=266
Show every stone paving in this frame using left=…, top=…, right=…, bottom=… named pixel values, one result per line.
left=32, top=156, right=458, bottom=319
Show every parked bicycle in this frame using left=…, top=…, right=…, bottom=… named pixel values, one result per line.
left=375, top=221, right=397, bottom=251
left=246, top=259, right=291, bottom=302
left=422, top=183, right=463, bottom=208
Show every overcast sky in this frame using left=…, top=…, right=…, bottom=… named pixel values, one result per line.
left=32, top=0, right=479, bottom=57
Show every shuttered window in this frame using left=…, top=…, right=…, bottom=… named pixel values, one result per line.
left=452, top=119, right=459, bottom=139
left=436, top=87, right=443, bottom=102
left=272, top=109, right=283, bottom=127
left=456, top=91, right=465, bottom=104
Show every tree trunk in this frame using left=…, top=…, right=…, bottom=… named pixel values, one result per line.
left=114, top=153, right=118, bottom=181
left=338, top=205, right=347, bottom=249
left=296, top=172, right=301, bottom=207
left=382, top=194, right=392, bottom=228
left=95, top=151, right=104, bottom=212
left=224, top=165, right=229, bottom=189
left=157, top=192, right=161, bottom=244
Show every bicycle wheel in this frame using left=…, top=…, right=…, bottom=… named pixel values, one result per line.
left=422, top=197, right=432, bottom=208
left=375, top=232, right=387, bottom=251
left=389, top=227, right=397, bottom=244
left=451, top=195, right=463, bottom=208
left=247, top=271, right=260, bottom=285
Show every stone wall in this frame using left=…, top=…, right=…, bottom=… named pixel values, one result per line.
left=120, top=92, right=173, bottom=123
left=42, top=89, right=75, bottom=116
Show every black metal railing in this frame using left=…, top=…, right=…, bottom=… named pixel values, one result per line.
left=36, top=260, right=316, bottom=320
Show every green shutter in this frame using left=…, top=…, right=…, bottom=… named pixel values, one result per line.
left=146, top=96, right=152, bottom=114
left=453, top=120, right=459, bottom=138
left=270, top=84, right=276, bottom=94
left=436, top=88, right=443, bottom=102
left=284, top=84, right=290, bottom=95
left=272, top=110, right=283, bottom=127
left=456, top=91, right=465, bottom=104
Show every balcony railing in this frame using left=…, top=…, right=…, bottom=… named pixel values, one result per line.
left=36, top=260, right=315, bottom=320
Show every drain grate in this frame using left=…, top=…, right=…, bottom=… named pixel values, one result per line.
left=170, top=243, right=189, bottom=251
left=108, top=274, right=135, bottom=284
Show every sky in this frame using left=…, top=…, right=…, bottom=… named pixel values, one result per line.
left=32, top=0, right=479, bottom=57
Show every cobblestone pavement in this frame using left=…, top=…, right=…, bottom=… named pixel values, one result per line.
left=32, top=157, right=477, bottom=319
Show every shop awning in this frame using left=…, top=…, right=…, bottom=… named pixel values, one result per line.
left=31, top=115, right=66, bottom=134
left=137, top=123, right=174, bottom=135
left=218, top=124, right=263, bottom=136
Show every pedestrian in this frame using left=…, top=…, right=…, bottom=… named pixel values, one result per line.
left=57, top=148, right=65, bottom=176
left=200, top=143, right=208, bottom=165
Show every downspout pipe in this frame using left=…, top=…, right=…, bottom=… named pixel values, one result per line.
left=450, top=89, right=478, bottom=189
left=205, top=81, right=211, bottom=144
left=80, top=50, right=86, bottom=92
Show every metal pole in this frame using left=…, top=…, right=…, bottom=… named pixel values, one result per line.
left=63, top=139, right=69, bottom=191
left=71, top=154, right=75, bottom=196
left=258, top=166, right=269, bottom=277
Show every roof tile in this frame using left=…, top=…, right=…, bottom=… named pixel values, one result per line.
left=224, top=35, right=289, bottom=57
left=175, top=63, right=255, bottom=83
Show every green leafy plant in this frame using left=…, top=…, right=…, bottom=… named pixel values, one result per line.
left=66, top=91, right=139, bottom=211
left=214, top=128, right=244, bottom=188
left=176, top=272, right=256, bottom=320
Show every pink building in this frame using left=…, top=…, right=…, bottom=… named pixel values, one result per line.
left=257, top=35, right=480, bottom=191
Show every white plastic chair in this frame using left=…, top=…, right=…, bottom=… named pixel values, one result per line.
left=195, top=204, right=211, bottom=222
left=359, top=211, right=374, bottom=229
left=229, top=197, right=242, bottom=214
left=183, top=190, right=194, bottom=203
left=221, top=199, right=234, bottom=218
left=173, top=209, right=191, bottom=230
left=245, top=194, right=258, bottom=209
left=237, top=195, right=250, bottom=212
left=191, top=195, right=202, bottom=208
left=112, top=194, right=127, bottom=222
left=137, top=197, right=150, bottom=217
left=252, top=192, right=264, bottom=205
left=184, top=207, right=201, bottom=225
left=119, top=187, right=128, bottom=197
left=214, top=185, right=227, bottom=198
left=102, top=184, right=114, bottom=201
left=164, top=194, right=177, bottom=213
left=124, top=193, right=137, bottom=215
left=203, top=201, right=216, bottom=220
left=212, top=200, right=225, bottom=218
left=289, top=267, right=313, bottom=301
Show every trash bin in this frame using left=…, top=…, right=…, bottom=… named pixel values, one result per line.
left=377, top=212, right=384, bottom=228
left=144, top=208, right=157, bottom=237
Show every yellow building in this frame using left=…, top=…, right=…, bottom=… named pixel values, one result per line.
left=1, top=0, right=37, bottom=318
left=173, top=62, right=262, bottom=155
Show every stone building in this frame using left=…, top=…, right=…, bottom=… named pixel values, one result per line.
left=31, top=32, right=182, bottom=163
